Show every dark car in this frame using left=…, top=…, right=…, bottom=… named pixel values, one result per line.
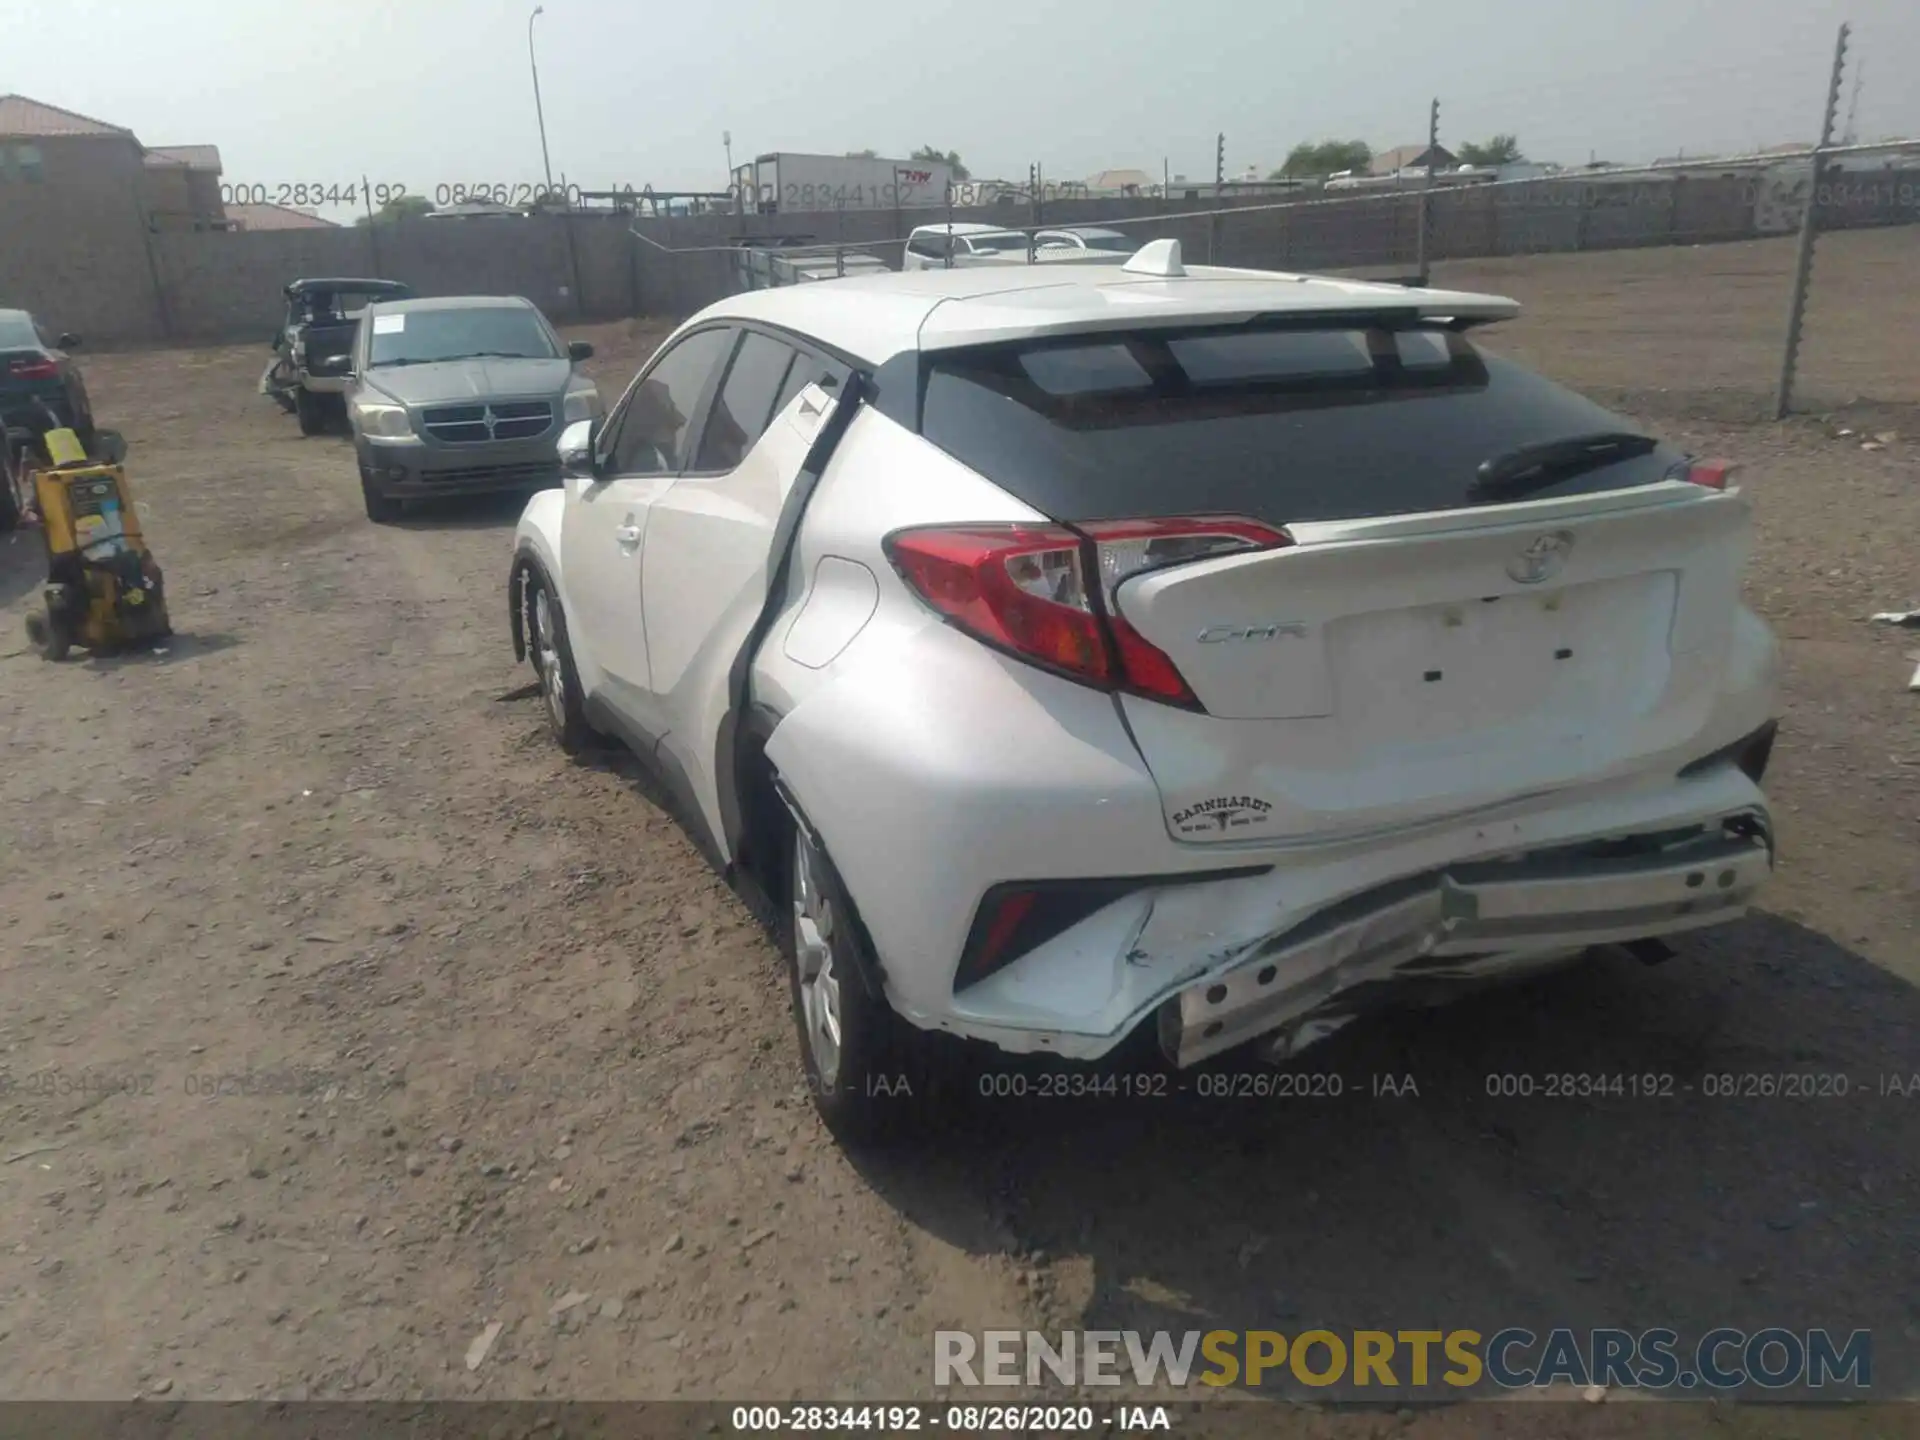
left=1, top=308, right=94, bottom=529
left=261, top=278, right=414, bottom=436
left=346, top=295, right=600, bottom=522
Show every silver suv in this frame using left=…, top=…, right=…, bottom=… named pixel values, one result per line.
left=347, top=295, right=602, bottom=522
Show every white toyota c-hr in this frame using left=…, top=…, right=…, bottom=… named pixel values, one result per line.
left=509, top=241, right=1779, bottom=1142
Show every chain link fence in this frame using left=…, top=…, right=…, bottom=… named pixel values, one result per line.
left=630, top=25, right=1915, bottom=424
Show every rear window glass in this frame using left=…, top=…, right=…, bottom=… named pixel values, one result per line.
left=0, top=314, right=39, bottom=349
left=917, top=324, right=1681, bottom=526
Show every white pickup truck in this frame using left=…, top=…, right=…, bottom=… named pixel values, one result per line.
left=902, top=222, right=1142, bottom=270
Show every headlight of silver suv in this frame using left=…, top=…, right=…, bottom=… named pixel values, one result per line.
left=353, top=401, right=418, bottom=441
left=562, top=380, right=604, bottom=423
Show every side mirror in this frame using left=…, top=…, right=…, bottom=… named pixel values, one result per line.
left=568, top=341, right=594, bottom=362
left=58, top=332, right=80, bottom=349
left=95, top=429, right=128, bottom=465
left=557, top=417, right=597, bottom=478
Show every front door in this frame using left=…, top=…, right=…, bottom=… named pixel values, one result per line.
left=558, top=325, right=735, bottom=731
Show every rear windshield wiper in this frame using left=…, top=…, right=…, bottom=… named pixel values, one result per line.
left=1470, top=430, right=1658, bottom=501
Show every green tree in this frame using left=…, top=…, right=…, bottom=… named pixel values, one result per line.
left=845, top=149, right=878, bottom=159
left=910, top=146, right=971, bottom=181
left=1275, top=139, right=1373, bottom=179
left=355, top=194, right=436, bottom=225
left=1457, top=134, right=1525, bottom=167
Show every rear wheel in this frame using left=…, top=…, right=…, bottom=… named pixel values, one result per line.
left=0, top=445, right=20, bottom=531
left=784, top=808, right=931, bottom=1145
left=25, top=606, right=72, bottom=662
left=295, top=387, right=326, bottom=437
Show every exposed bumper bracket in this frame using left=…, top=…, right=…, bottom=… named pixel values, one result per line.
left=1162, top=821, right=1772, bottom=1068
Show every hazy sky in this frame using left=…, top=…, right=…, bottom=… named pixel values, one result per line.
left=7, top=0, right=1915, bottom=208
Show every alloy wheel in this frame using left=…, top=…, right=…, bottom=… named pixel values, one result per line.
left=792, top=831, right=843, bottom=1088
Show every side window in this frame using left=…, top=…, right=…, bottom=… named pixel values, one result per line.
left=771, top=352, right=848, bottom=420
left=906, top=232, right=947, bottom=260
left=605, top=328, right=734, bottom=477
left=693, top=332, right=797, bottom=472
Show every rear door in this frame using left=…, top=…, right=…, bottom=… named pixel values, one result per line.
left=915, top=322, right=1751, bottom=844
left=642, top=330, right=848, bottom=848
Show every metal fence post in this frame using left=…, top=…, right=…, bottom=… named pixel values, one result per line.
left=1775, top=21, right=1851, bottom=420
left=1210, top=133, right=1224, bottom=263
left=1416, top=97, right=1439, bottom=284
left=362, top=174, right=382, bottom=277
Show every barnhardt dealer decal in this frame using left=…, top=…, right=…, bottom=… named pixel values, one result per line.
left=1170, top=795, right=1275, bottom=835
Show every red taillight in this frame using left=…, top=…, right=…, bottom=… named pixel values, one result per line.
left=7, top=358, right=59, bottom=380
left=1680, top=457, right=1739, bottom=490
left=884, top=516, right=1291, bottom=708
left=885, top=524, right=1112, bottom=681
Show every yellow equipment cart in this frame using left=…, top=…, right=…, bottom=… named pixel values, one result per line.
left=19, top=426, right=170, bottom=661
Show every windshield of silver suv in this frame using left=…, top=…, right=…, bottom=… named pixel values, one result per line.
left=368, top=306, right=559, bottom=367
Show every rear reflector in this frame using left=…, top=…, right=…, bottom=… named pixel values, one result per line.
left=885, top=516, right=1289, bottom=708
left=1678, top=457, right=1739, bottom=490
left=7, top=358, right=59, bottom=380
left=954, top=867, right=1275, bottom=992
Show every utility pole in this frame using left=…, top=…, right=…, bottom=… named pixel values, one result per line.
left=528, top=6, right=555, bottom=201
left=1775, top=21, right=1850, bottom=419
left=1842, top=56, right=1863, bottom=144
left=1417, top=96, right=1439, bottom=285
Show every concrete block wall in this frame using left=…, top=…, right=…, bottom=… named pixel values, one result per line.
left=0, top=134, right=171, bottom=344
left=145, top=214, right=638, bottom=342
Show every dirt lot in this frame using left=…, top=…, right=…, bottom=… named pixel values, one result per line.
left=1, top=237, right=1917, bottom=1435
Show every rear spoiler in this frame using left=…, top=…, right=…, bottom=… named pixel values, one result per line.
left=917, top=286, right=1520, bottom=352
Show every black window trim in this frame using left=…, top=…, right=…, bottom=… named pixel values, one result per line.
left=595, top=321, right=740, bottom=481
left=683, top=330, right=800, bottom=479
left=596, top=315, right=869, bottom=482
left=665, top=318, right=861, bottom=480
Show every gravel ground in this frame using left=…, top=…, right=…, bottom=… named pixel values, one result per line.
left=0, top=242, right=1916, bottom=1435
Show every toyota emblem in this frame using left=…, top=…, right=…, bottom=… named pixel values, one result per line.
left=1507, top=530, right=1575, bottom=584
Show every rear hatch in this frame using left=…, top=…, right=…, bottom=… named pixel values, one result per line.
left=300, top=319, right=361, bottom=376
left=915, top=320, right=1750, bottom=843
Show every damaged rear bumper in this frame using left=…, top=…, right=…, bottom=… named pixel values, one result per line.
left=1158, top=818, right=1772, bottom=1067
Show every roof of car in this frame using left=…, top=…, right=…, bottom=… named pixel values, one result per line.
left=285, top=277, right=412, bottom=298
left=908, top=221, right=1019, bottom=237
left=363, top=294, right=538, bottom=314
left=694, top=259, right=1522, bottom=364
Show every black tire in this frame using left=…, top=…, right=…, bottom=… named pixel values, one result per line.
left=781, top=803, right=933, bottom=1145
left=361, top=475, right=402, bottom=524
left=524, top=570, right=592, bottom=754
left=295, top=387, right=326, bottom=437
left=0, top=446, right=20, bottom=532
left=26, top=607, right=72, bottom=662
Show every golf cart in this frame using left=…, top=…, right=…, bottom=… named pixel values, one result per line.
left=262, top=277, right=413, bottom=434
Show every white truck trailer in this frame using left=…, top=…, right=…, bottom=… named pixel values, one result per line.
left=733, top=153, right=955, bottom=214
